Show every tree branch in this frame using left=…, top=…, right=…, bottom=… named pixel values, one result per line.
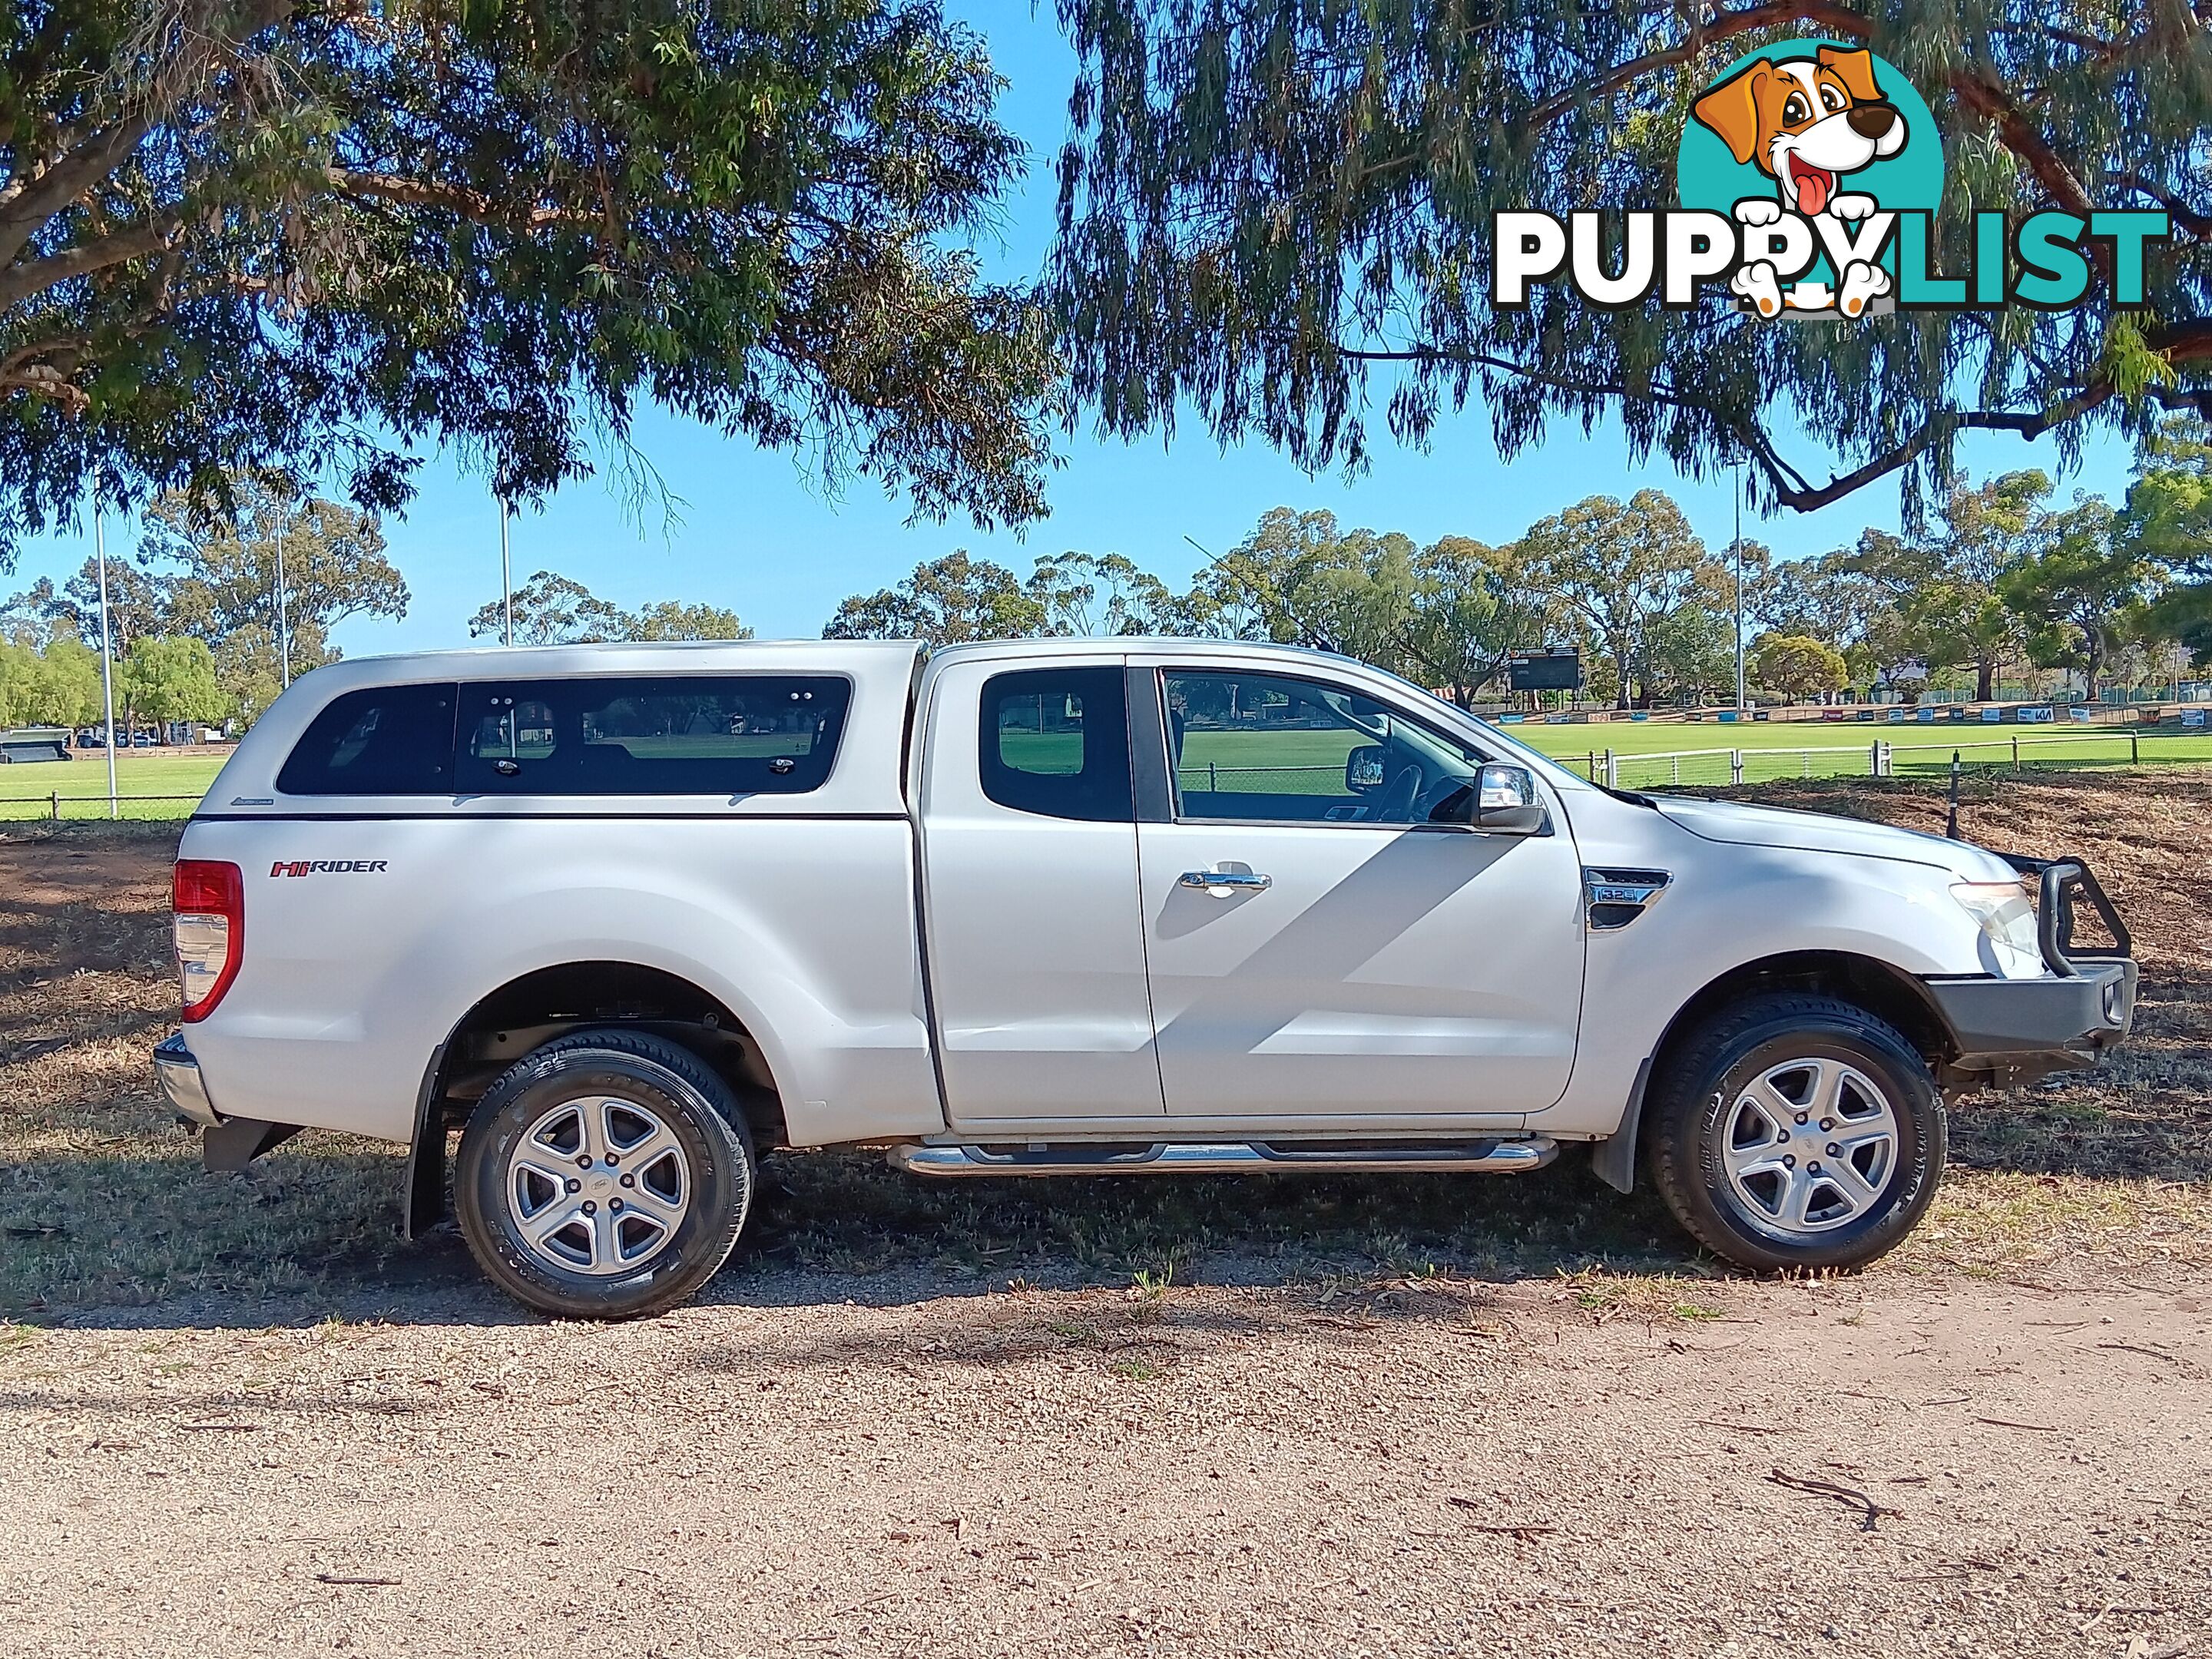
left=0, top=115, right=158, bottom=270
left=326, top=167, right=600, bottom=233
left=1949, top=75, right=2094, bottom=215
left=0, top=0, right=295, bottom=270
left=2109, top=171, right=2212, bottom=239
left=0, top=219, right=180, bottom=309
left=0, top=334, right=93, bottom=412
left=1323, top=317, right=2212, bottom=515
left=1518, top=5, right=2107, bottom=230
left=1525, top=2, right=1870, bottom=128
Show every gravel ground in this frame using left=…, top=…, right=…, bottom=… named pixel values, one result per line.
left=5, top=779, right=2211, bottom=1657
left=3, top=1271, right=2207, bottom=1658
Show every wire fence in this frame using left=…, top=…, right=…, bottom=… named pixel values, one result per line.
left=1585, top=730, right=2182, bottom=790
left=8, top=728, right=2206, bottom=822
left=1176, top=763, right=1346, bottom=793
left=0, top=790, right=208, bottom=823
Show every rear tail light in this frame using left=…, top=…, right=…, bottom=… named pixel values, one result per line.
left=174, top=860, right=243, bottom=1022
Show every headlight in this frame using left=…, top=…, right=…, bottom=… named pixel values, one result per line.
left=1951, top=879, right=2042, bottom=978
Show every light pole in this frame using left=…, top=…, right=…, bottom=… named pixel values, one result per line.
left=275, top=491, right=291, bottom=689
left=1734, top=455, right=1747, bottom=712
left=499, top=497, right=514, bottom=646
left=94, top=509, right=118, bottom=819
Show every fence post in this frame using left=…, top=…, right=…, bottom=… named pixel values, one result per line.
left=1604, top=749, right=1618, bottom=790
left=2012, top=733, right=2020, bottom=773
left=1207, top=760, right=1217, bottom=791
left=1870, top=741, right=1882, bottom=777
left=1731, top=749, right=1743, bottom=785
left=49, top=790, right=58, bottom=824
left=2131, top=730, right=2140, bottom=765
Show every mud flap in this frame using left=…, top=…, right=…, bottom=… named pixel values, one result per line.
left=1589, top=1057, right=1653, bottom=1195
left=402, top=1041, right=450, bottom=1240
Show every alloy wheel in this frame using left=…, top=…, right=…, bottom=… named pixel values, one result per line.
left=504, top=1095, right=692, bottom=1275
left=1717, top=1056, right=1900, bottom=1237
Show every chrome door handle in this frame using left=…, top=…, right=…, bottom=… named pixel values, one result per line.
left=1179, top=869, right=1273, bottom=894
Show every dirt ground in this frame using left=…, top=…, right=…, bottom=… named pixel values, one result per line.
left=4, top=1275, right=2208, bottom=1659
left=3, top=773, right=2210, bottom=1657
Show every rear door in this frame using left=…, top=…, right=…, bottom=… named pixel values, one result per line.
left=1132, top=661, right=1585, bottom=1120
left=916, top=653, right=1164, bottom=1121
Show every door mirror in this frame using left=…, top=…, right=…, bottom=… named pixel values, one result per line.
left=1472, top=763, right=1545, bottom=835
left=1344, top=743, right=1388, bottom=793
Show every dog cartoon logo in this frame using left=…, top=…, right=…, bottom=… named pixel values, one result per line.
left=1678, top=42, right=1940, bottom=319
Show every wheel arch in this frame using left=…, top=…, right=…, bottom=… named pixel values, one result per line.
left=403, top=959, right=789, bottom=1237
left=1590, top=949, right=1957, bottom=1195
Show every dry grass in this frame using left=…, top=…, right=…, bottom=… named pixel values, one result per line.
left=2, top=772, right=2207, bottom=1320
left=1725, top=772, right=2212, bottom=1280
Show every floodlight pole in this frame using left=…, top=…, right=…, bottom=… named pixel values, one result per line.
left=500, top=497, right=514, bottom=647
left=94, top=509, right=118, bottom=819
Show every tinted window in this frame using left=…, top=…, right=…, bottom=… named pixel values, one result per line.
left=1164, top=670, right=1481, bottom=825
left=980, top=667, right=1132, bottom=821
left=455, top=677, right=850, bottom=796
left=277, top=684, right=456, bottom=795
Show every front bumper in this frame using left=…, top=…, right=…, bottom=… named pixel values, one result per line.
left=1926, top=850, right=2136, bottom=1084
left=152, top=1031, right=220, bottom=1127
left=1926, top=959, right=2136, bottom=1080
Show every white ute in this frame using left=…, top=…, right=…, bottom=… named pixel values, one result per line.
left=154, top=639, right=2137, bottom=1317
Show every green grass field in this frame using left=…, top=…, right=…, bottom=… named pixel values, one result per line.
left=1500, top=718, right=2212, bottom=786
left=5, top=712, right=2210, bottom=822
left=0, top=752, right=227, bottom=822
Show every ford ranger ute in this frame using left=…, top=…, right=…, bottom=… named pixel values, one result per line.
left=152, top=639, right=2136, bottom=1318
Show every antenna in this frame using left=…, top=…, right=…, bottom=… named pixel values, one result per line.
left=1181, top=534, right=1338, bottom=654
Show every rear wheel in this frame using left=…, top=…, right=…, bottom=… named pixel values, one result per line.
left=454, top=1028, right=753, bottom=1319
left=1647, top=994, right=1945, bottom=1272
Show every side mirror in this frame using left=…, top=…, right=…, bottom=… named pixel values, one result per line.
left=1344, top=743, right=1388, bottom=793
left=1472, top=763, right=1545, bottom=835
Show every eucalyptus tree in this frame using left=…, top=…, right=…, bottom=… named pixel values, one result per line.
left=823, top=551, right=1047, bottom=645
left=1999, top=500, right=2157, bottom=699
left=1399, top=536, right=1555, bottom=708
left=1512, top=491, right=1714, bottom=707
left=1027, top=551, right=1178, bottom=636
left=0, top=0, right=1057, bottom=561
left=1049, top=2, right=2212, bottom=520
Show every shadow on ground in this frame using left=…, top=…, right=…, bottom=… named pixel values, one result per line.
left=0, top=1131, right=1707, bottom=1330
left=5, top=782, right=2208, bottom=1330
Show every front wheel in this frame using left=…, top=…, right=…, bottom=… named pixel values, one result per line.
left=454, top=1028, right=755, bottom=1319
left=1647, top=994, right=1946, bottom=1273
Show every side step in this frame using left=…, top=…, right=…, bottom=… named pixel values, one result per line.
left=889, top=1137, right=1556, bottom=1178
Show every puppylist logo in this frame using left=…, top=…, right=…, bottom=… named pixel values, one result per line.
left=1494, top=41, right=2169, bottom=319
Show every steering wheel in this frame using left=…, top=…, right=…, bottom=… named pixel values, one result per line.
left=1375, top=760, right=1425, bottom=823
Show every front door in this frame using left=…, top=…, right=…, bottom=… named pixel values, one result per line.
left=917, top=655, right=1165, bottom=1121
left=1135, top=666, right=1585, bottom=1119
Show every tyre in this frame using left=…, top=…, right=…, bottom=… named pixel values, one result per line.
left=1647, top=994, right=1946, bottom=1273
left=454, top=1028, right=755, bottom=1319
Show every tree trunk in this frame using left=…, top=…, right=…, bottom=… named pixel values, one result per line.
left=1614, top=649, right=1631, bottom=710
left=1976, top=658, right=1995, bottom=702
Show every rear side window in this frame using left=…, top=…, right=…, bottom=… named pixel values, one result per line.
left=277, top=684, right=456, bottom=795
left=455, top=677, right=851, bottom=795
left=979, top=667, right=1132, bottom=821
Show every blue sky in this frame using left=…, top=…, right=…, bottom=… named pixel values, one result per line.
left=3, top=6, right=2141, bottom=657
